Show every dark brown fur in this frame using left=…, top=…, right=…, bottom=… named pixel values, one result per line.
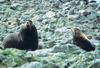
left=71, top=28, right=95, bottom=52
left=3, top=20, right=38, bottom=51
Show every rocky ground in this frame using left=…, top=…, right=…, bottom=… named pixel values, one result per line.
left=0, top=0, right=100, bottom=68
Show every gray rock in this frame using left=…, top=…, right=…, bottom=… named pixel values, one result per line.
left=68, top=15, right=79, bottom=20
left=44, top=62, right=59, bottom=68
left=0, top=0, right=5, bottom=3
left=33, top=15, right=43, bottom=22
left=51, top=1, right=62, bottom=8
left=10, top=3, right=20, bottom=10
left=52, top=44, right=72, bottom=53
left=20, top=62, right=43, bottom=68
left=55, top=27, right=67, bottom=33
left=89, top=0, right=100, bottom=3
left=26, top=49, right=52, bottom=57
left=96, top=4, right=100, bottom=10
left=89, top=59, right=100, bottom=68
left=59, top=0, right=71, bottom=3
left=88, top=1, right=98, bottom=9
left=68, top=7, right=76, bottom=15
left=87, top=12, right=97, bottom=20
left=94, top=0, right=100, bottom=3
left=45, top=11, right=56, bottom=18
left=82, top=10, right=91, bottom=17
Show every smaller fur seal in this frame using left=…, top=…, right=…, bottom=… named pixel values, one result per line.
left=71, top=27, right=95, bottom=52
